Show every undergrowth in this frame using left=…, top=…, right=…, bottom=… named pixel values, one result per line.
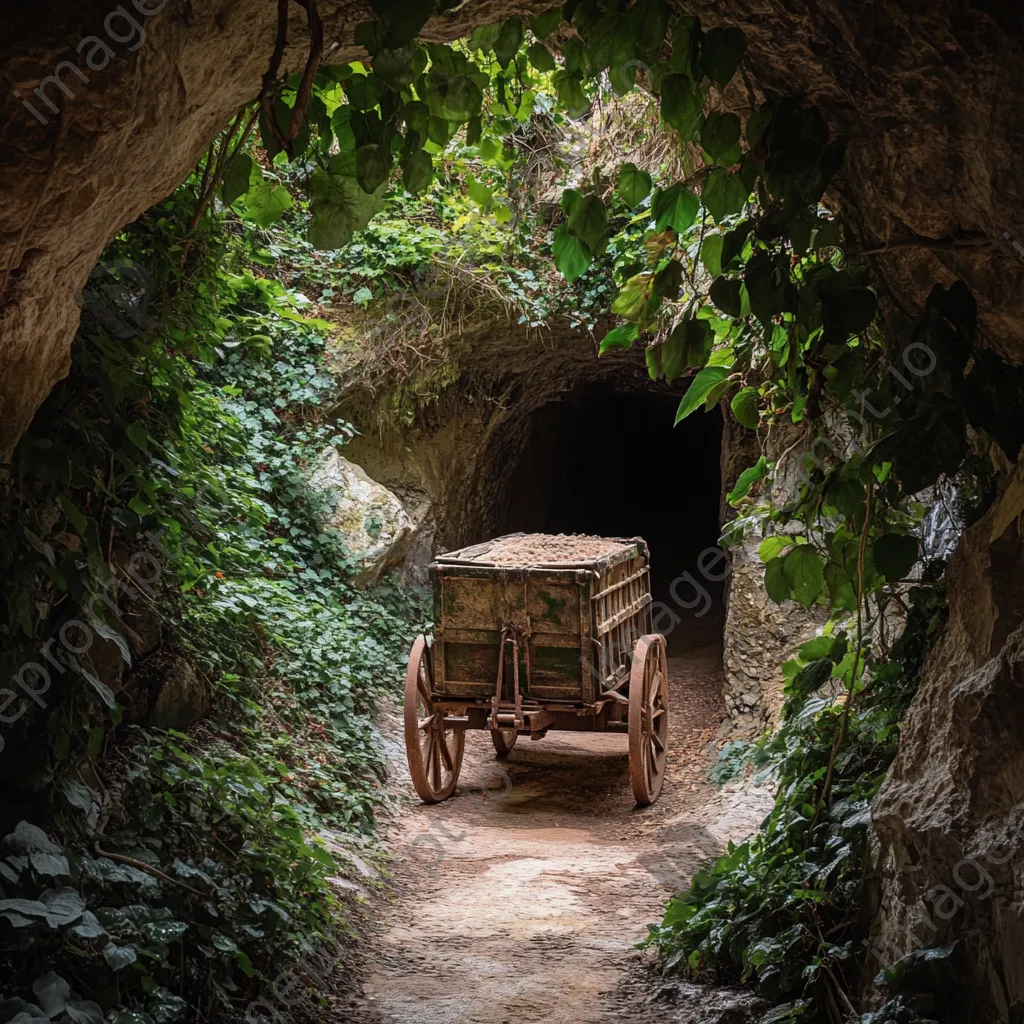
left=0, top=187, right=426, bottom=1021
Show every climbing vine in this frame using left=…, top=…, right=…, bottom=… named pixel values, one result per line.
left=0, top=186, right=426, bottom=1020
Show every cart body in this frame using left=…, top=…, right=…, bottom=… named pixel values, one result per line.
left=403, top=533, right=669, bottom=805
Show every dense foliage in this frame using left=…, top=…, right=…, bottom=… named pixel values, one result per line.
left=0, top=188, right=426, bottom=1020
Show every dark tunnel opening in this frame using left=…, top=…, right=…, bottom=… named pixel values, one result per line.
left=498, top=382, right=725, bottom=656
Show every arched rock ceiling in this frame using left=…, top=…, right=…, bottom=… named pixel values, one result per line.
left=2, top=0, right=1022, bottom=458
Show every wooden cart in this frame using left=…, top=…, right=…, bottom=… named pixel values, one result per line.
left=403, top=533, right=669, bottom=807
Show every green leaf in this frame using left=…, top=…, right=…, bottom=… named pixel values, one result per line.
left=554, top=70, right=588, bottom=116
left=873, top=533, right=918, bottom=582
left=220, top=153, right=254, bottom=207
left=700, top=234, right=723, bottom=277
left=103, top=943, right=138, bottom=971
left=529, top=7, right=562, bottom=39
left=701, top=27, right=747, bottom=89
left=466, top=174, right=493, bottom=208
left=617, top=162, right=653, bottom=207
left=494, top=17, right=524, bottom=69
left=599, top=323, right=640, bottom=354
left=730, top=386, right=760, bottom=429
left=331, top=106, right=356, bottom=151
left=56, top=496, right=89, bottom=537
left=87, top=726, right=104, bottom=759
left=727, top=455, right=768, bottom=504
left=674, top=366, right=728, bottom=424
left=651, top=183, right=699, bottom=233
left=702, top=167, right=748, bottom=223
left=783, top=545, right=825, bottom=608
left=345, top=73, right=381, bottom=113
left=560, top=187, right=582, bottom=219
left=660, top=74, right=704, bottom=138
left=441, top=76, right=483, bottom=122
left=307, top=171, right=386, bottom=250
left=703, top=375, right=737, bottom=409
left=401, top=149, right=432, bottom=194
left=701, top=112, right=742, bottom=165
left=373, top=43, right=420, bottom=91
left=759, top=535, right=797, bottom=562
left=129, top=494, right=152, bottom=517
left=369, top=0, right=433, bottom=45
left=240, top=179, right=293, bottom=228
left=527, top=42, right=556, bottom=72
left=567, top=194, right=608, bottom=252
left=654, top=260, right=683, bottom=300
left=612, top=272, right=657, bottom=322
left=552, top=224, right=592, bottom=283
left=764, top=557, right=790, bottom=603
left=662, top=317, right=713, bottom=379
left=356, top=144, right=391, bottom=193
left=669, top=16, right=701, bottom=78
left=709, top=276, right=742, bottom=317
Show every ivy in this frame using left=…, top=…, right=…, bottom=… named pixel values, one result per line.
left=0, top=185, right=427, bottom=1019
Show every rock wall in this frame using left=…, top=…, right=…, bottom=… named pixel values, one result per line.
left=719, top=417, right=827, bottom=732
left=867, top=457, right=1024, bottom=1020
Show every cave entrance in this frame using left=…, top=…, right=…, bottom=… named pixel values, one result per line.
left=497, top=381, right=724, bottom=656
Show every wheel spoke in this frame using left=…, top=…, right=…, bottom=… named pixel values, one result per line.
left=430, top=736, right=442, bottom=788
left=418, top=715, right=434, bottom=731
left=648, top=739, right=659, bottom=777
left=653, top=732, right=665, bottom=754
left=438, top=727, right=454, bottom=772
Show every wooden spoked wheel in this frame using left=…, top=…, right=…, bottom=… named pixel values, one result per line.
left=490, top=728, right=519, bottom=759
left=404, top=635, right=465, bottom=803
left=628, top=634, right=669, bottom=807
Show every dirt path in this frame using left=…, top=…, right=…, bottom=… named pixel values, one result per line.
left=346, top=639, right=771, bottom=1024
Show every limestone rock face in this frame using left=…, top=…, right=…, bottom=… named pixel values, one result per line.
left=722, top=539, right=826, bottom=730
left=310, top=449, right=415, bottom=580
left=147, top=654, right=207, bottom=732
left=866, top=459, right=1024, bottom=1019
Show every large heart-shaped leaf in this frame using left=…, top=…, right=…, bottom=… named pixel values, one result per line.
left=674, top=366, right=728, bottom=424
left=552, top=224, right=592, bottom=283
left=617, top=162, right=652, bottom=207
left=307, top=171, right=386, bottom=250
left=701, top=27, right=747, bottom=89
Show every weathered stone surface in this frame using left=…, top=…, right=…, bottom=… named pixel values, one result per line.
left=147, top=654, right=207, bottom=731
left=309, top=448, right=415, bottom=579
left=719, top=418, right=827, bottom=729
left=647, top=980, right=767, bottom=1023
left=866, top=458, right=1024, bottom=1019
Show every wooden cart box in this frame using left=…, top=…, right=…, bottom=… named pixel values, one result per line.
left=403, top=533, right=669, bottom=808
left=431, top=534, right=653, bottom=705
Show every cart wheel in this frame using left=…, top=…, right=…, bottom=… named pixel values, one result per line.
left=404, top=635, right=465, bottom=803
left=628, top=634, right=669, bottom=807
left=490, top=728, right=519, bottom=759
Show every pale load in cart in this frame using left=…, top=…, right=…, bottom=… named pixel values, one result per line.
left=403, top=533, right=669, bottom=806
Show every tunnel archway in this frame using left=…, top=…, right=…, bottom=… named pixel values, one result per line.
left=476, top=379, right=725, bottom=656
